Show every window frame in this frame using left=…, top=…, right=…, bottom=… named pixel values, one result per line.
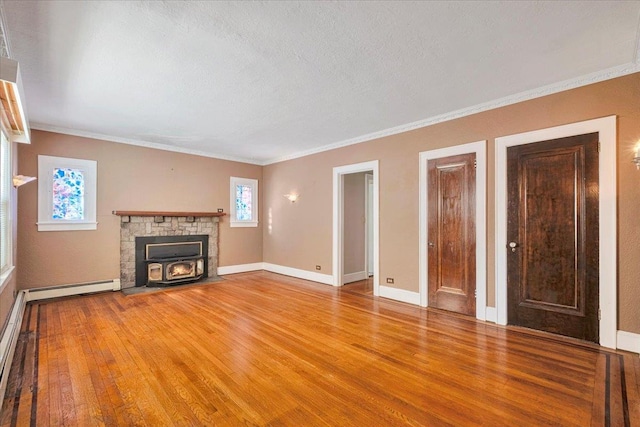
left=230, top=176, right=258, bottom=228
left=37, top=155, right=97, bottom=231
left=0, top=129, right=14, bottom=289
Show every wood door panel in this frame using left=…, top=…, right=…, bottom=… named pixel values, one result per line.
left=507, top=132, right=598, bottom=342
left=428, top=153, right=475, bottom=316
left=439, top=164, right=465, bottom=292
left=521, top=148, right=583, bottom=313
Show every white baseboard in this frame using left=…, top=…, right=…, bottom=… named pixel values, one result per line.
left=378, top=285, right=421, bottom=305
left=26, top=279, right=121, bottom=302
left=485, top=307, right=497, bottom=323
left=0, top=290, right=27, bottom=402
left=217, top=263, right=264, bottom=275
left=617, top=330, right=640, bottom=355
left=262, top=263, right=334, bottom=285
left=343, top=271, right=367, bottom=284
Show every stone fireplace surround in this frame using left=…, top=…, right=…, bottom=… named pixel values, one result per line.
left=113, top=211, right=225, bottom=289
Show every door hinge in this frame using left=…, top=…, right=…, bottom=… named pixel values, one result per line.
left=474, top=288, right=477, bottom=299
left=598, top=142, right=601, bottom=153
left=598, top=308, right=601, bottom=321
left=474, top=159, right=477, bottom=169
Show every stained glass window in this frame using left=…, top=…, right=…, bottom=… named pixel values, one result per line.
left=235, top=184, right=252, bottom=221
left=230, top=177, right=258, bottom=227
left=38, top=156, right=97, bottom=231
left=52, top=168, right=85, bottom=220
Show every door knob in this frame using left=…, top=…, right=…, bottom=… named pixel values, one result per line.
left=428, top=242, right=434, bottom=247
left=508, top=241, right=518, bottom=252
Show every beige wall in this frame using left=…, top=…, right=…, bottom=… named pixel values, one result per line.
left=263, top=73, right=640, bottom=333
left=17, top=131, right=263, bottom=289
left=343, top=172, right=366, bottom=275
left=9, top=74, right=640, bottom=335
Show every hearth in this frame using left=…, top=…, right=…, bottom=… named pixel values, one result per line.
left=135, top=235, right=209, bottom=287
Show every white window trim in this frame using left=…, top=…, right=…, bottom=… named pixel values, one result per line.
left=230, top=177, right=258, bottom=228
left=0, top=129, right=13, bottom=282
left=37, top=155, right=97, bottom=232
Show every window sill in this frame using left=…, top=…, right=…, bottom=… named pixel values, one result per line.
left=230, top=221, right=258, bottom=228
left=37, top=221, right=98, bottom=232
left=0, top=266, right=15, bottom=295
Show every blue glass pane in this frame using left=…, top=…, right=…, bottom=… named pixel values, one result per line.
left=52, top=168, right=85, bottom=220
left=235, top=184, right=252, bottom=221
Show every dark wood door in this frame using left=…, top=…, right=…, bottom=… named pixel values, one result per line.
left=507, top=133, right=599, bottom=342
left=428, top=153, right=476, bottom=316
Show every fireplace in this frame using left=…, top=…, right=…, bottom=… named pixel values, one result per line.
left=135, top=235, right=209, bottom=287
left=114, top=211, right=224, bottom=289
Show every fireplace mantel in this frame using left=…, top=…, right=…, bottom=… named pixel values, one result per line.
left=112, top=210, right=226, bottom=217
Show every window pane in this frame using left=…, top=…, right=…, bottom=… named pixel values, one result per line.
left=52, top=168, right=85, bottom=220
left=235, top=184, right=252, bottom=221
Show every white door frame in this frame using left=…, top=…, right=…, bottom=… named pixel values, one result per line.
left=333, top=161, right=379, bottom=294
left=495, top=116, right=617, bottom=349
left=419, top=141, right=487, bottom=320
left=365, top=173, right=374, bottom=276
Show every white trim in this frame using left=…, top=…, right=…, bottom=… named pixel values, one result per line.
left=616, top=331, right=640, bottom=355
left=265, top=63, right=640, bottom=165
left=217, top=263, right=264, bottom=275
left=0, top=290, right=26, bottom=402
left=263, top=263, right=333, bottom=285
left=0, top=266, right=14, bottom=295
left=419, top=141, right=487, bottom=321
left=25, top=279, right=121, bottom=302
left=30, top=64, right=639, bottom=167
left=379, top=285, right=421, bottom=305
left=230, top=176, right=258, bottom=228
left=37, top=155, right=97, bottom=232
left=0, top=130, right=13, bottom=275
left=30, top=122, right=263, bottom=165
left=333, top=161, right=379, bottom=294
left=485, top=307, right=497, bottom=323
left=365, top=173, right=374, bottom=276
left=228, top=222, right=258, bottom=228
left=36, top=221, right=98, bottom=231
left=495, top=116, right=617, bottom=349
left=343, top=271, right=368, bottom=284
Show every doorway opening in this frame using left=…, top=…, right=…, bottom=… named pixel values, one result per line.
left=333, top=161, right=379, bottom=295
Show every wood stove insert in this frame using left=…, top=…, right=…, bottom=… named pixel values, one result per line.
left=135, top=235, right=209, bottom=286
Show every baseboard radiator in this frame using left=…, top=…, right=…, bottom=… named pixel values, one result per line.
left=26, top=278, right=121, bottom=302
left=0, top=290, right=27, bottom=403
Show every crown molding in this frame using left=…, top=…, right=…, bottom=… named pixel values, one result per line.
left=29, top=123, right=263, bottom=165
left=263, top=62, right=640, bottom=165
left=30, top=62, right=640, bottom=168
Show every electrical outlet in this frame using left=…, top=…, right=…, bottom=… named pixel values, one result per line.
left=316, top=265, right=321, bottom=270
left=386, top=277, right=394, bottom=284
left=217, top=208, right=224, bottom=213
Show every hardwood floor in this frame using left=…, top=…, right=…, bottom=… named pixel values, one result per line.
left=340, top=276, right=373, bottom=296
left=1, top=271, right=638, bottom=426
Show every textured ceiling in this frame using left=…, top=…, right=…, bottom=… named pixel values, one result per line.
left=2, top=1, right=639, bottom=164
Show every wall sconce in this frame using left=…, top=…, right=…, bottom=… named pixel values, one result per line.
left=284, top=193, right=299, bottom=203
left=12, top=175, right=36, bottom=188
left=634, top=145, right=640, bottom=170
